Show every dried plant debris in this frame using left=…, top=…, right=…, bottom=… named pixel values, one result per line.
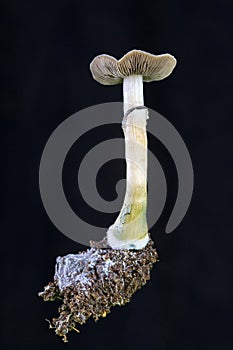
left=39, top=240, right=158, bottom=342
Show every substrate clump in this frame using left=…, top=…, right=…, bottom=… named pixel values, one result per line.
left=39, top=239, right=158, bottom=342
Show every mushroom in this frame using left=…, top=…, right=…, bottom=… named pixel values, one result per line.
left=39, top=50, right=176, bottom=340
left=90, top=49, right=176, bottom=250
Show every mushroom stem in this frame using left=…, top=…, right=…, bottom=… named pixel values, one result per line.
left=123, top=75, right=144, bottom=114
left=107, top=75, right=149, bottom=249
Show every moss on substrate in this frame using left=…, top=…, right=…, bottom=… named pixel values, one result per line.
left=38, top=240, right=158, bottom=342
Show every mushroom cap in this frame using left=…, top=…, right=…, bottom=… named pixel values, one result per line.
left=90, top=49, right=177, bottom=85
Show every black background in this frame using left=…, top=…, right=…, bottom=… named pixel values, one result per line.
left=1, top=1, right=233, bottom=349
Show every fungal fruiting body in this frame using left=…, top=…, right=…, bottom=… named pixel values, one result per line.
left=39, top=50, right=176, bottom=341
left=90, top=49, right=176, bottom=249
